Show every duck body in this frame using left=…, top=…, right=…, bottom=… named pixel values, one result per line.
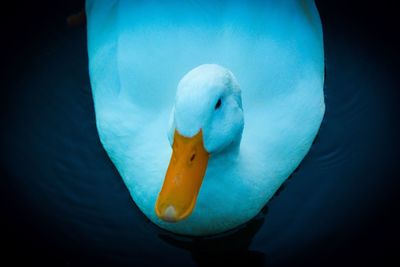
left=86, top=0, right=325, bottom=236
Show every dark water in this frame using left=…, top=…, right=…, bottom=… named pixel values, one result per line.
left=1, top=1, right=399, bottom=266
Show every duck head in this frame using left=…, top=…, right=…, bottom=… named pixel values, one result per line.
left=155, top=64, right=244, bottom=222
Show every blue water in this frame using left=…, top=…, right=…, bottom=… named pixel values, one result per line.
left=1, top=2, right=399, bottom=266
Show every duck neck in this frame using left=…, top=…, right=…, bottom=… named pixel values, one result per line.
left=213, top=133, right=243, bottom=160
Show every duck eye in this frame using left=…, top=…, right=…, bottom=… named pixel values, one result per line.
left=214, top=98, right=222, bottom=110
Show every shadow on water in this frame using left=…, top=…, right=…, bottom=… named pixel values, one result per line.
left=157, top=207, right=268, bottom=266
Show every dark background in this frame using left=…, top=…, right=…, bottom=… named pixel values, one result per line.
left=1, top=1, right=399, bottom=266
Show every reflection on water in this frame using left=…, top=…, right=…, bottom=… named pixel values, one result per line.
left=1, top=4, right=399, bottom=266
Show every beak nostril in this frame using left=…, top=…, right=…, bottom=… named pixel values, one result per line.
left=190, top=153, right=196, bottom=162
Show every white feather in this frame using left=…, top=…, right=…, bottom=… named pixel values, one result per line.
left=86, top=0, right=325, bottom=236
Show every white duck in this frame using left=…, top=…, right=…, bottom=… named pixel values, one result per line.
left=86, top=0, right=325, bottom=236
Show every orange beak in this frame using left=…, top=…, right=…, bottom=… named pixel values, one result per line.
left=155, top=130, right=209, bottom=222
